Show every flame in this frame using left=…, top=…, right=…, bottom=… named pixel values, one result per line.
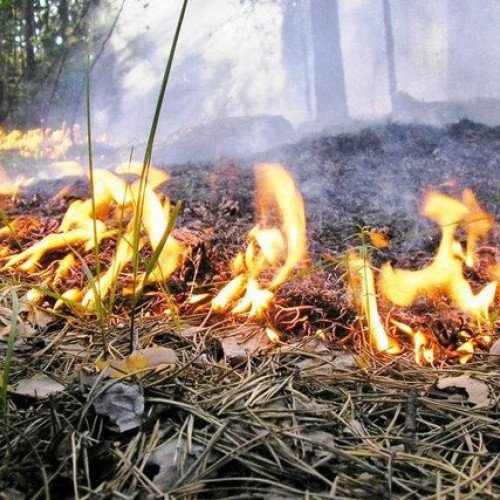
left=413, top=331, right=435, bottom=365
left=348, top=254, right=400, bottom=354
left=379, top=190, right=497, bottom=321
left=212, top=163, right=306, bottom=318
left=0, top=165, right=34, bottom=201
left=265, top=326, right=281, bottom=343
left=0, top=123, right=77, bottom=159
left=3, top=164, right=184, bottom=310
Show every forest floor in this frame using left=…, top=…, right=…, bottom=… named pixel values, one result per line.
left=0, top=120, right=499, bottom=498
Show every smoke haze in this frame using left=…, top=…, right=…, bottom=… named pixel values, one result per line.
left=88, top=0, right=500, bottom=147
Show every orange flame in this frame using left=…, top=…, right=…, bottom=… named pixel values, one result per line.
left=3, top=164, right=184, bottom=310
left=0, top=165, right=34, bottom=201
left=212, top=163, right=307, bottom=319
left=348, top=254, right=400, bottom=354
left=379, top=190, right=497, bottom=321
left=0, top=123, right=76, bottom=159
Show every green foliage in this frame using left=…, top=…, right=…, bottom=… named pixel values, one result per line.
left=0, top=1, right=13, bottom=11
left=0, top=0, right=94, bottom=125
left=1, top=290, right=19, bottom=413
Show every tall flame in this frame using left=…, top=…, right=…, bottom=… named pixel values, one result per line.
left=348, top=254, right=400, bottom=354
left=212, top=163, right=307, bottom=318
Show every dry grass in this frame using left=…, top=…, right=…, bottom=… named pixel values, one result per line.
left=1, top=309, right=499, bottom=498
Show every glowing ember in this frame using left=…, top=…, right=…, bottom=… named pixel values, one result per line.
left=379, top=190, right=497, bottom=321
left=348, top=253, right=400, bottom=354
left=211, top=163, right=307, bottom=318
left=265, top=326, right=281, bottom=343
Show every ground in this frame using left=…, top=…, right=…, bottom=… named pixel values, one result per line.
left=0, top=120, right=499, bottom=498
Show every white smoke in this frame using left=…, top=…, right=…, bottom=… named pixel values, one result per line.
left=90, top=0, right=500, bottom=145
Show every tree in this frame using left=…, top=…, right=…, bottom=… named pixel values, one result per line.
left=382, top=0, right=397, bottom=114
left=310, top=0, right=348, bottom=124
left=0, top=0, right=96, bottom=126
left=281, top=0, right=312, bottom=118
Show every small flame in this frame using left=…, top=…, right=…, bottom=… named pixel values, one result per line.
left=265, top=326, right=281, bottom=343
left=413, top=330, right=435, bottom=365
left=211, top=163, right=307, bottom=318
left=348, top=253, right=400, bottom=354
left=0, top=165, right=34, bottom=201
left=379, top=190, right=497, bottom=321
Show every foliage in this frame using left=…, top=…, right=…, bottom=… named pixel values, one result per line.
left=0, top=0, right=96, bottom=126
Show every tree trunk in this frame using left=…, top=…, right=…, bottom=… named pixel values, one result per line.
left=24, top=0, right=35, bottom=81
left=310, top=0, right=348, bottom=124
left=58, top=0, right=69, bottom=41
left=382, top=0, right=398, bottom=113
left=282, top=0, right=313, bottom=119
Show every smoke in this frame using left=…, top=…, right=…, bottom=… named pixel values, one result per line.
left=86, top=0, right=500, bottom=150
left=92, top=0, right=292, bottom=144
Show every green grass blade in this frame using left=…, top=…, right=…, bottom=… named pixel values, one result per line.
left=1, top=289, right=19, bottom=413
left=86, top=40, right=102, bottom=285
left=133, top=201, right=182, bottom=305
left=129, top=0, right=189, bottom=346
left=0, top=207, right=21, bottom=249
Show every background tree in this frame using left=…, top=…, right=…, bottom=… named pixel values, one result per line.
left=310, top=0, right=348, bottom=124
left=0, top=0, right=98, bottom=127
left=382, top=0, right=397, bottom=114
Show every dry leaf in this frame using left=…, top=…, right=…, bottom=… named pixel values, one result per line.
left=221, top=334, right=271, bottom=364
left=93, top=382, right=144, bottom=432
left=96, top=347, right=177, bottom=379
left=12, top=374, right=65, bottom=399
left=27, top=306, right=55, bottom=328
left=332, top=353, right=361, bottom=370
left=437, top=375, right=490, bottom=407
left=147, top=439, right=206, bottom=492
left=489, top=338, right=500, bottom=365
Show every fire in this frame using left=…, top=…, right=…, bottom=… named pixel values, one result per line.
left=0, top=165, right=34, bottom=201
left=379, top=190, right=497, bottom=321
left=348, top=253, right=400, bottom=354
left=2, top=164, right=185, bottom=310
left=0, top=123, right=77, bottom=159
left=212, top=163, right=307, bottom=319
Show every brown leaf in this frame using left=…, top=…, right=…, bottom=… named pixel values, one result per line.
left=437, top=375, right=490, bottom=407
left=96, top=347, right=177, bottom=379
left=489, top=338, right=500, bottom=365
left=27, top=306, right=55, bottom=329
left=12, top=374, right=65, bottom=399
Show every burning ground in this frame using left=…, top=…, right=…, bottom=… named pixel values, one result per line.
left=0, top=120, right=499, bottom=497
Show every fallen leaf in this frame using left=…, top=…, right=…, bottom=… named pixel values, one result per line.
left=489, top=338, right=500, bottom=365
left=331, top=353, right=361, bottom=370
left=96, top=347, right=178, bottom=379
left=12, top=374, right=65, bottom=399
left=93, top=382, right=144, bottom=432
left=437, top=375, right=490, bottom=407
left=177, top=325, right=205, bottom=339
left=146, top=439, right=206, bottom=492
left=27, top=306, right=55, bottom=329
left=296, top=358, right=331, bottom=378
left=139, top=347, right=177, bottom=367
left=221, top=334, right=271, bottom=364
